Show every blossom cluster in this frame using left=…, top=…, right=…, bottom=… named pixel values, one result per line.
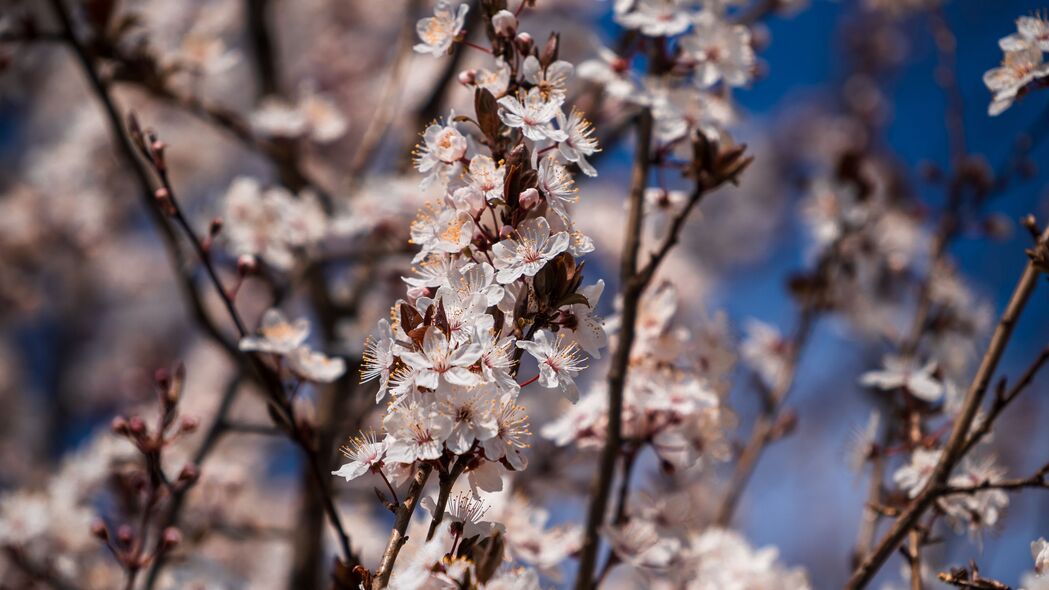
left=985, top=15, right=1049, bottom=115
left=544, top=283, right=735, bottom=473
left=335, top=2, right=609, bottom=585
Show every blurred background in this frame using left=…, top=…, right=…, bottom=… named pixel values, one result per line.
left=0, top=0, right=1047, bottom=588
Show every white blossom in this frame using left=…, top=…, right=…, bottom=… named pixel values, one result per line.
left=491, top=216, right=570, bottom=284
left=414, top=1, right=469, bottom=57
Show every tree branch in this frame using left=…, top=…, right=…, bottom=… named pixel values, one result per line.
left=846, top=224, right=1049, bottom=590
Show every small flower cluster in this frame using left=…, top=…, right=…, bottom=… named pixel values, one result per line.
left=578, top=0, right=759, bottom=148
left=239, top=308, right=347, bottom=383
left=985, top=14, right=1049, bottom=115
left=222, top=176, right=328, bottom=271
left=602, top=522, right=811, bottom=588
left=337, top=2, right=607, bottom=585
left=892, top=449, right=1009, bottom=539
left=544, top=283, right=734, bottom=473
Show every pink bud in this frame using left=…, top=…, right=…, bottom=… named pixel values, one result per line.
left=514, top=32, right=534, bottom=54
left=458, top=69, right=477, bottom=86
left=90, top=519, right=109, bottom=541
left=178, top=463, right=200, bottom=484
left=128, top=416, right=147, bottom=436
left=161, top=527, right=182, bottom=550
left=237, top=255, right=258, bottom=276
left=179, top=415, right=200, bottom=434
left=519, top=188, right=541, bottom=210
left=492, top=10, right=517, bottom=37
left=111, top=416, right=129, bottom=436
left=117, top=524, right=134, bottom=546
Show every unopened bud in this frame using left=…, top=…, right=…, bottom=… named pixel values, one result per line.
left=90, top=519, right=109, bottom=541
left=161, top=527, right=182, bottom=550
left=111, top=416, right=129, bottom=436
left=518, top=188, right=541, bottom=210
left=154, top=367, right=170, bottom=390
left=128, top=416, right=147, bottom=436
left=514, top=32, right=533, bottom=54
left=458, top=69, right=477, bottom=86
left=117, top=524, right=134, bottom=546
left=237, top=254, right=258, bottom=276
left=150, top=140, right=167, bottom=171
left=154, top=188, right=175, bottom=216
left=491, top=10, right=517, bottom=37
left=405, top=285, right=429, bottom=302
left=178, top=462, right=200, bottom=484
left=179, top=415, right=200, bottom=434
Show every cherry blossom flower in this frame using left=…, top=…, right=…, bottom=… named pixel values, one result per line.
left=409, top=205, right=474, bottom=262
left=413, top=115, right=469, bottom=188
left=615, top=0, right=692, bottom=37
left=1000, top=15, right=1049, bottom=52
left=463, top=155, right=506, bottom=204
left=249, top=89, right=347, bottom=143
left=331, top=432, right=388, bottom=482
left=384, top=401, right=453, bottom=463
left=414, top=1, right=469, bottom=57
left=474, top=58, right=512, bottom=97
left=238, top=308, right=310, bottom=355
left=893, top=448, right=942, bottom=498
left=497, top=88, right=568, bottom=142
left=1033, top=537, right=1049, bottom=574
left=223, top=176, right=327, bottom=270
left=522, top=55, right=573, bottom=102
left=399, top=326, right=483, bottom=389
left=681, top=11, right=755, bottom=88
left=491, top=216, right=570, bottom=284
left=859, top=355, right=944, bottom=402
left=361, top=319, right=397, bottom=401
left=740, top=319, right=790, bottom=392
left=536, top=156, right=579, bottom=219
left=287, top=346, right=346, bottom=383
left=436, top=385, right=500, bottom=454
left=604, top=518, right=681, bottom=568
left=940, top=455, right=1009, bottom=538
left=422, top=491, right=502, bottom=539
left=562, top=280, right=608, bottom=359
left=482, top=399, right=531, bottom=470
left=577, top=46, right=637, bottom=100
left=984, top=45, right=1049, bottom=116
left=556, top=109, right=601, bottom=177
left=516, top=330, right=587, bottom=401
left=684, top=528, right=812, bottom=589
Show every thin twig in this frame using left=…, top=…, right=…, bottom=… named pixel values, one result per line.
left=846, top=224, right=1049, bottom=590
left=715, top=307, right=816, bottom=526
left=573, top=109, right=652, bottom=590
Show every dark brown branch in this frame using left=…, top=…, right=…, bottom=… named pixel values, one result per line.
left=846, top=224, right=1049, bottom=590
left=574, top=109, right=653, bottom=590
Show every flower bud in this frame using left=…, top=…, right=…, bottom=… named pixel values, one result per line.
left=178, top=463, right=200, bottom=484
left=237, top=254, right=258, bottom=276
left=111, top=416, right=129, bottom=436
left=179, top=415, right=200, bottom=434
left=491, top=10, right=517, bottom=37
left=514, top=32, right=533, bottom=54
left=161, top=527, right=182, bottom=550
left=128, top=416, right=147, bottom=436
left=90, top=519, right=109, bottom=541
left=458, top=69, right=477, bottom=86
left=117, top=524, right=134, bottom=546
left=518, top=188, right=541, bottom=210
